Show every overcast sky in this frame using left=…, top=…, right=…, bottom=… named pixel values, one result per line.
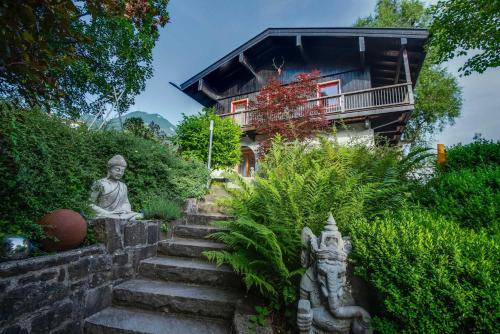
left=130, top=0, right=499, bottom=146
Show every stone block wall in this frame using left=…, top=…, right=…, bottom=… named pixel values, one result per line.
left=0, top=219, right=160, bottom=334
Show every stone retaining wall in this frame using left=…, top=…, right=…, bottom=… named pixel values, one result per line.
left=0, top=219, right=160, bottom=334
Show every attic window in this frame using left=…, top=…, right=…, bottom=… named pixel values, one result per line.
left=231, top=98, right=248, bottom=125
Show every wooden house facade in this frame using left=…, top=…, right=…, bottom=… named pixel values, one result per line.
left=174, top=28, right=428, bottom=176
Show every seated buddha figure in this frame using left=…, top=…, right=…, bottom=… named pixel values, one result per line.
left=90, top=155, right=143, bottom=220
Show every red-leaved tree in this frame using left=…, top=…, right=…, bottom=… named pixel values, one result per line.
left=249, top=71, right=329, bottom=154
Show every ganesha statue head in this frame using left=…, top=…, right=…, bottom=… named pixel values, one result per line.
left=297, top=214, right=372, bottom=334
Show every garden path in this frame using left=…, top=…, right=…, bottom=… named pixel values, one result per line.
left=84, top=187, right=244, bottom=334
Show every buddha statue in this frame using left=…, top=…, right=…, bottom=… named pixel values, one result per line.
left=90, top=155, right=143, bottom=220
left=297, top=214, right=372, bottom=334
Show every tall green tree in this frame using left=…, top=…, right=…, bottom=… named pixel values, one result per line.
left=175, top=108, right=242, bottom=170
left=354, top=0, right=462, bottom=147
left=428, top=0, right=500, bottom=76
left=0, top=1, right=169, bottom=117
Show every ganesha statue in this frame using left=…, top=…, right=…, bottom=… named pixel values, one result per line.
left=297, top=214, right=372, bottom=334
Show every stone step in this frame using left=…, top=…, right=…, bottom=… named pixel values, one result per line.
left=139, top=256, right=241, bottom=288
left=113, top=279, right=242, bottom=319
left=174, top=224, right=226, bottom=239
left=184, top=213, right=233, bottom=226
left=84, top=306, right=231, bottom=334
left=197, top=201, right=226, bottom=215
left=158, top=238, right=227, bottom=259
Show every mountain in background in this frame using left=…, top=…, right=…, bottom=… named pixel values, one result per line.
left=106, top=111, right=176, bottom=135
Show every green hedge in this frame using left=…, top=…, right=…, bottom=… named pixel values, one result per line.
left=444, top=138, right=500, bottom=172
left=420, top=166, right=499, bottom=232
left=347, top=209, right=499, bottom=334
left=0, top=104, right=208, bottom=240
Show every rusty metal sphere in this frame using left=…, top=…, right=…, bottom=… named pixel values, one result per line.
left=38, top=209, right=87, bottom=251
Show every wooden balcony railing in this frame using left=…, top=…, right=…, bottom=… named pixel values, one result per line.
left=221, top=83, right=414, bottom=127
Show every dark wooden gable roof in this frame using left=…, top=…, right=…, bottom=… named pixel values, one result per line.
left=176, top=27, right=429, bottom=106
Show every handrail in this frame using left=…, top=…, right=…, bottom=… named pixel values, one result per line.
left=221, top=83, right=413, bottom=126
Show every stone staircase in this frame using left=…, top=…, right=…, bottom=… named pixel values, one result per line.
left=84, top=188, right=245, bottom=334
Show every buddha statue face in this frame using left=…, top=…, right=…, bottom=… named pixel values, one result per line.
left=106, top=155, right=127, bottom=181
left=108, top=165, right=125, bottom=180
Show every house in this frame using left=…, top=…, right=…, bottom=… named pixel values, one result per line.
left=175, top=28, right=428, bottom=176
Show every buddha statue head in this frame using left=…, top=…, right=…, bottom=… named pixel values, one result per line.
left=107, top=155, right=127, bottom=181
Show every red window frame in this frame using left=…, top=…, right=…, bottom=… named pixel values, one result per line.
left=317, top=80, right=341, bottom=109
left=231, top=98, right=249, bottom=123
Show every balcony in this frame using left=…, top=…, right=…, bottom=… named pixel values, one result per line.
left=221, top=83, right=414, bottom=129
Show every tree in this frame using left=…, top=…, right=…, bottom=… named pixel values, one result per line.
left=428, top=0, right=500, bottom=76
left=123, top=117, right=167, bottom=141
left=175, top=108, right=242, bottom=170
left=249, top=71, right=329, bottom=154
left=354, top=0, right=463, bottom=147
left=0, top=1, right=169, bottom=117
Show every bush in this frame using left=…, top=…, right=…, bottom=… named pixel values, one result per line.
left=443, top=137, right=500, bottom=172
left=175, top=107, right=242, bottom=169
left=346, top=209, right=499, bottom=334
left=143, top=197, right=181, bottom=221
left=0, top=104, right=208, bottom=241
left=420, top=166, right=499, bottom=232
left=206, top=137, right=428, bottom=309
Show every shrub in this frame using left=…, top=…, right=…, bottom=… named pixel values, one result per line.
left=175, top=107, right=242, bottom=169
left=443, top=137, right=500, bottom=172
left=143, top=197, right=181, bottom=221
left=206, top=137, right=428, bottom=310
left=419, top=166, right=499, bottom=232
left=0, top=104, right=208, bottom=242
left=346, top=209, right=499, bottom=334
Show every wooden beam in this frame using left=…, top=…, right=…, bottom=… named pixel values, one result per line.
left=238, top=53, right=263, bottom=84
left=198, top=79, right=220, bottom=101
left=394, top=38, right=407, bottom=84
left=402, top=48, right=412, bottom=84
left=359, top=37, right=365, bottom=68
left=296, top=34, right=302, bottom=47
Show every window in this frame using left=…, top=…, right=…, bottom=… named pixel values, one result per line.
left=231, top=98, right=248, bottom=125
left=317, top=80, right=340, bottom=112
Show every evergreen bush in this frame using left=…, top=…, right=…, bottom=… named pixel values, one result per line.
left=0, top=104, right=208, bottom=241
left=174, top=107, right=242, bottom=169
left=347, top=209, right=499, bottom=334
left=443, top=137, right=500, bottom=172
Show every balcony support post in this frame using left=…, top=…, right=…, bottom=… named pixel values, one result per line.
left=402, top=48, right=414, bottom=104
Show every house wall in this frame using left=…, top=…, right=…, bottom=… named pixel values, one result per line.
left=214, top=61, right=371, bottom=115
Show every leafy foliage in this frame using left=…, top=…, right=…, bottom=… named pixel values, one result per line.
left=443, top=136, right=500, bottom=172
left=143, top=197, right=181, bottom=221
left=0, top=103, right=207, bottom=241
left=428, top=0, right=500, bottom=76
left=346, top=209, right=499, bottom=334
left=205, top=137, right=429, bottom=311
left=249, top=71, right=329, bottom=154
left=415, top=138, right=500, bottom=233
left=123, top=117, right=167, bottom=141
left=175, top=107, right=242, bottom=169
left=419, top=166, right=499, bottom=233
left=0, top=0, right=169, bottom=117
left=406, top=63, right=462, bottom=146
left=354, top=0, right=463, bottom=147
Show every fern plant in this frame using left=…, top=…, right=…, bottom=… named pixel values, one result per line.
left=207, top=135, right=431, bottom=312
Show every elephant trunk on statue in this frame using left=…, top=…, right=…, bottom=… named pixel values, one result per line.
left=326, top=271, right=372, bottom=333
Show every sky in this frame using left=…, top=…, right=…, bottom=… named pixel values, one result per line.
left=130, top=0, right=499, bottom=147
